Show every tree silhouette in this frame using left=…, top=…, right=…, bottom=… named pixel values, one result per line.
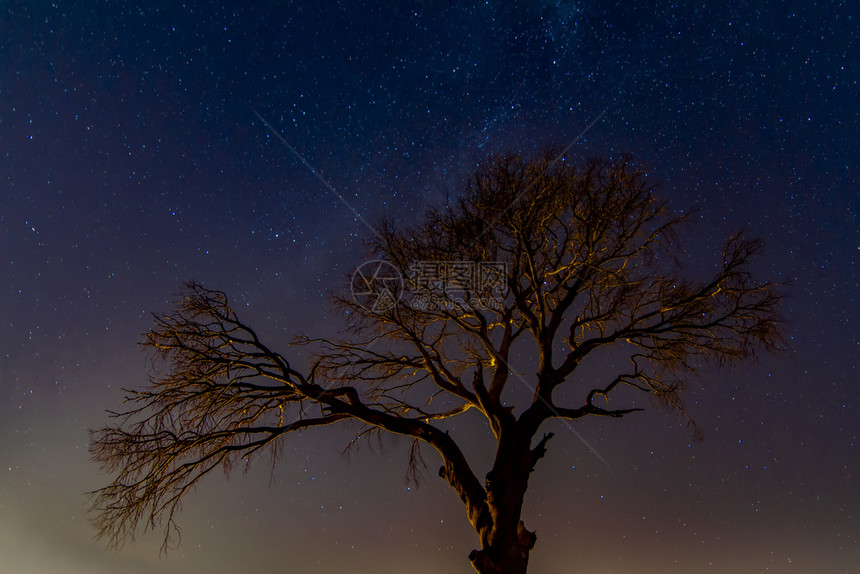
left=90, top=152, right=782, bottom=574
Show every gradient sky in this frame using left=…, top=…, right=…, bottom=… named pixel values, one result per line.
left=1, top=1, right=857, bottom=572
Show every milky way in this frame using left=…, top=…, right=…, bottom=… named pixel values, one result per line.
left=1, top=2, right=857, bottom=572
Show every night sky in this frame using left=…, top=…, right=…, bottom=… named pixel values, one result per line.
left=1, top=1, right=857, bottom=572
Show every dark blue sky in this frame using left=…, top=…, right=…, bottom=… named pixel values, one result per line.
left=1, top=1, right=857, bottom=572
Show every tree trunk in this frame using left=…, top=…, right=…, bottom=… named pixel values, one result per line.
left=467, top=429, right=546, bottom=574
left=469, top=518, right=536, bottom=574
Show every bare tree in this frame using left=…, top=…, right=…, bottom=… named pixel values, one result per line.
left=90, top=152, right=782, bottom=574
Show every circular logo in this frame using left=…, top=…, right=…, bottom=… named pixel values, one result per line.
left=351, top=260, right=403, bottom=313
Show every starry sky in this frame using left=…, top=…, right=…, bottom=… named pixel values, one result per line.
left=1, top=1, right=857, bottom=572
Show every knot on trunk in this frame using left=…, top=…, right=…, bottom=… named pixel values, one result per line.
left=517, top=520, right=536, bottom=551
left=468, top=549, right=495, bottom=572
left=468, top=521, right=536, bottom=573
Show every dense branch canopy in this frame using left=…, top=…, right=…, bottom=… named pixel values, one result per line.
left=329, top=154, right=781, bottom=434
left=90, top=152, right=782, bottom=551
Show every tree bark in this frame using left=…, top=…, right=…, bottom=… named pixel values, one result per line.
left=466, top=429, right=550, bottom=574
left=469, top=518, right=536, bottom=574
